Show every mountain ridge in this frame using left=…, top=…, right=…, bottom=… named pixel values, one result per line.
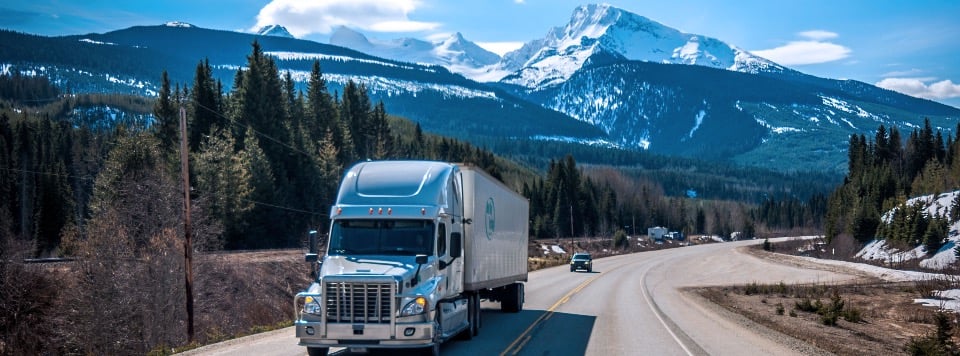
left=2, top=4, right=958, bottom=173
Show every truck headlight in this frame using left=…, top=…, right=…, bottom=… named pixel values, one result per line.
left=303, top=295, right=322, bottom=315
left=400, top=296, right=427, bottom=317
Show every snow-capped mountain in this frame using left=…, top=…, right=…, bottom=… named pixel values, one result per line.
left=3, top=5, right=959, bottom=173
left=487, top=4, right=960, bottom=171
left=256, top=25, right=294, bottom=38
left=498, top=3, right=785, bottom=89
left=164, top=21, right=195, bottom=28
left=329, top=26, right=500, bottom=75
left=0, top=25, right=605, bottom=147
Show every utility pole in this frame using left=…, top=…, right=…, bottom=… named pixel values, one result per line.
left=179, top=106, right=195, bottom=343
left=569, top=205, right=574, bottom=238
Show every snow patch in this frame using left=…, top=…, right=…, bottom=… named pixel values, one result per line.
left=79, top=38, right=116, bottom=45
left=688, top=109, right=705, bottom=138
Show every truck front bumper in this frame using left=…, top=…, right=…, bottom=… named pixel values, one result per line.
left=296, top=320, right=435, bottom=349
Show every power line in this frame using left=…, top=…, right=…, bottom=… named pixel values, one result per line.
left=240, top=197, right=326, bottom=216
left=0, top=166, right=96, bottom=181
left=192, top=102, right=315, bottom=158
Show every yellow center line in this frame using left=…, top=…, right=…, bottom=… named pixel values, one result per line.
left=500, top=262, right=626, bottom=356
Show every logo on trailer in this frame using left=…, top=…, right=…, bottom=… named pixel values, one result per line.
left=484, top=197, right=495, bottom=240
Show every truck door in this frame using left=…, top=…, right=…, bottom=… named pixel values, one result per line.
left=442, top=171, right=464, bottom=295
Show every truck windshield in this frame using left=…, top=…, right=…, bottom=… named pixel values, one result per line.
left=328, top=219, right=434, bottom=256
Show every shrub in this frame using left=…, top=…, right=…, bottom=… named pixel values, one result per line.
left=795, top=298, right=816, bottom=313
left=776, top=303, right=785, bottom=315
left=905, top=312, right=958, bottom=356
left=843, top=308, right=863, bottom=323
left=0, top=238, right=61, bottom=355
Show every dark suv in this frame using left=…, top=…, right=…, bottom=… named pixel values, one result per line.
left=570, top=253, right=593, bottom=272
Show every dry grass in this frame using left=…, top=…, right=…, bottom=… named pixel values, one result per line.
left=695, top=241, right=960, bottom=356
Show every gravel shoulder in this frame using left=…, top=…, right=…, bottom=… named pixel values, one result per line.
left=690, top=246, right=944, bottom=355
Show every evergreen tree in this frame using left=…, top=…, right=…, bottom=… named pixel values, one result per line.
left=951, top=193, right=960, bottom=223
left=923, top=215, right=947, bottom=255
left=237, top=126, right=277, bottom=249
left=189, top=59, right=222, bottom=152
left=0, top=113, right=13, bottom=237
left=305, top=61, right=336, bottom=136
left=370, top=101, right=393, bottom=159
left=152, top=71, right=178, bottom=155
left=341, top=80, right=372, bottom=160
left=195, top=126, right=253, bottom=245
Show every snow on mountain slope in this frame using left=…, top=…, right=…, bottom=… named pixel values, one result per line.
left=329, top=26, right=500, bottom=77
left=256, top=25, right=294, bottom=38
left=498, top=3, right=784, bottom=88
left=858, top=191, right=960, bottom=270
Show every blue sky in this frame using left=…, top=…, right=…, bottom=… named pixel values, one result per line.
left=2, top=0, right=959, bottom=108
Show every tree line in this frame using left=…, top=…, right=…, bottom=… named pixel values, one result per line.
left=0, top=41, right=837, bottom=258
left=825, top=120, right=960, bottom=253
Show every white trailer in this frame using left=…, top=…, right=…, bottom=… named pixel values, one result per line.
left=295, top=161, right=528, bottom=356
left=460, top=165, right=528, bottom=311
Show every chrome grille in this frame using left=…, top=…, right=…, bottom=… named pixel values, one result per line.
left=324, top=281, right=394, bottom=324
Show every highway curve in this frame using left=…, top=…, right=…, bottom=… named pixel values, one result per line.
left=183, top=238, right=860, bottom=356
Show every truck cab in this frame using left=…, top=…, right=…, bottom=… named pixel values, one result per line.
left=296, top=161, right=513, bottom=356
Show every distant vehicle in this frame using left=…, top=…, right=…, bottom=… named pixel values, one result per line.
left=295, top=161, right=529, bottom=356
left=570, top=253, right=593, bottom=272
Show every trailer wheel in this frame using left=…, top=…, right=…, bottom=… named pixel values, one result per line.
left=306, top=347, right=329, bottom=356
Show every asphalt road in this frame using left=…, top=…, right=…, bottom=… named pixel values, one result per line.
left=183, top=238, right=860, bottom=356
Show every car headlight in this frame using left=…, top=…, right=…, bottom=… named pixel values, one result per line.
left=586, top=261, right=591, bottom=264
left=400, top=296, right=427, bottom=317
left=303, top=295, right=322, bottom=315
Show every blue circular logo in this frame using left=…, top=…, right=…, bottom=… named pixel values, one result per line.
left=484, top=197, right=495, bottom=240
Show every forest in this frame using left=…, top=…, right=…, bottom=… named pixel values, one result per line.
left=825, top=120, right=960, bottom=254
left=0, top=41, right=835, bottom=260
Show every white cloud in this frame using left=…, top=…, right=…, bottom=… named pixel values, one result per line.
left=876, top=78, right=960, bottom=100
left=881, top=68, right=924, bottom=77
left=750, top=30, right=851, bottom=65
left=425, top=32, right=453, bottom=42
left=798, top=30, right=838, bottom=41
left=252, top=0, right=439, bottom=37
left=476, top=41, right=524, bottom=56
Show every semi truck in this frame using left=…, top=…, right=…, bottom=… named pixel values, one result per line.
left=295, top=160, right=529, bottom=355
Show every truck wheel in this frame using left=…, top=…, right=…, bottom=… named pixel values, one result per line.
left=423, top=310, right=441, bottom=356
left=470, top=293, right=480, bottom=336
left=306, top=347, right=329, bottom=356
left=517, top=283, right=525, bottom=312
left=500, top=283, right=523, bottom=313
left=457, top=295, right=474, bottom=341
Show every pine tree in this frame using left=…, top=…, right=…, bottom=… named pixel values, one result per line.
left=370, top=101, right=393, bottom=159
left=195, top=126, right=253, bottom=244
left=923, top=215, right=947, bottom=255
left=237, top=126, right=277, bottom=249
left=189, top=59, right=222, bottom=152
left=153, top=71, right=178, bottom=155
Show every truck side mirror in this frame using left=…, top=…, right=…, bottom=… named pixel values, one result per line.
left=450, top=232, right=462, bottom=259
left=305, top=253, right=318, bottom=263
